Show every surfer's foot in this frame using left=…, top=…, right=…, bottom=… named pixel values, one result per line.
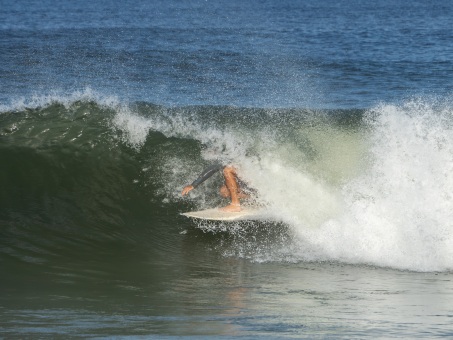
left=219, top=204, right=241, bottom=212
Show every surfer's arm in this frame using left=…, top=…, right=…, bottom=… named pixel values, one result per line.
left=191, top=164, right=224, bottom=188
left=181, top=163, right=224, bottom=196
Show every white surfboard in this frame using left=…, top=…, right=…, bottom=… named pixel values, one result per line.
left=181, top=207, right=263, bottom=221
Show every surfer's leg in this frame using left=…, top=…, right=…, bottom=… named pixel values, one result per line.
left=220, top=166, right=241, bottom=212
left=220, top=184, right=249, bottom=199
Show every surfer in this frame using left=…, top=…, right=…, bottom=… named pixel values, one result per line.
left=181, top=164, right=248, bottom=212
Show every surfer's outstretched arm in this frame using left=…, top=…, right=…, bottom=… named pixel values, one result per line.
left=181, top=163, right=224, bottom=196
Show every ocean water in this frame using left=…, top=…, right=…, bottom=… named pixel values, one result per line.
left=1, top=0, right=453, bottom=338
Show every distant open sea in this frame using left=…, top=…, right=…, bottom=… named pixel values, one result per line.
left=1, top=0, right=453, bottom=338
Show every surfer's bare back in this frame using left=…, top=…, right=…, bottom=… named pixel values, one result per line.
left=181, top=164, right=243, bottom=212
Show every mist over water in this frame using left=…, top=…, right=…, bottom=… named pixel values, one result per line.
left=2, top=0, right=453, bottom=337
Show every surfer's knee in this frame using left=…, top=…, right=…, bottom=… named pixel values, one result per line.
left=220, top=185, right=230, bottom=198
left=223, top=165, right=236, bottom=178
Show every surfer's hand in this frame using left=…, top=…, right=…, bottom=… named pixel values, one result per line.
left=182, top=185, right=194, bottom=196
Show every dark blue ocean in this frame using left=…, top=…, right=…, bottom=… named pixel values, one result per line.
left=1, top=0, right=453, bottom=338
left=2, top=0, right=451, bottom=108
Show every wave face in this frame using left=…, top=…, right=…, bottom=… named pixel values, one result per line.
left=1, top=91, right=453, bottom=272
